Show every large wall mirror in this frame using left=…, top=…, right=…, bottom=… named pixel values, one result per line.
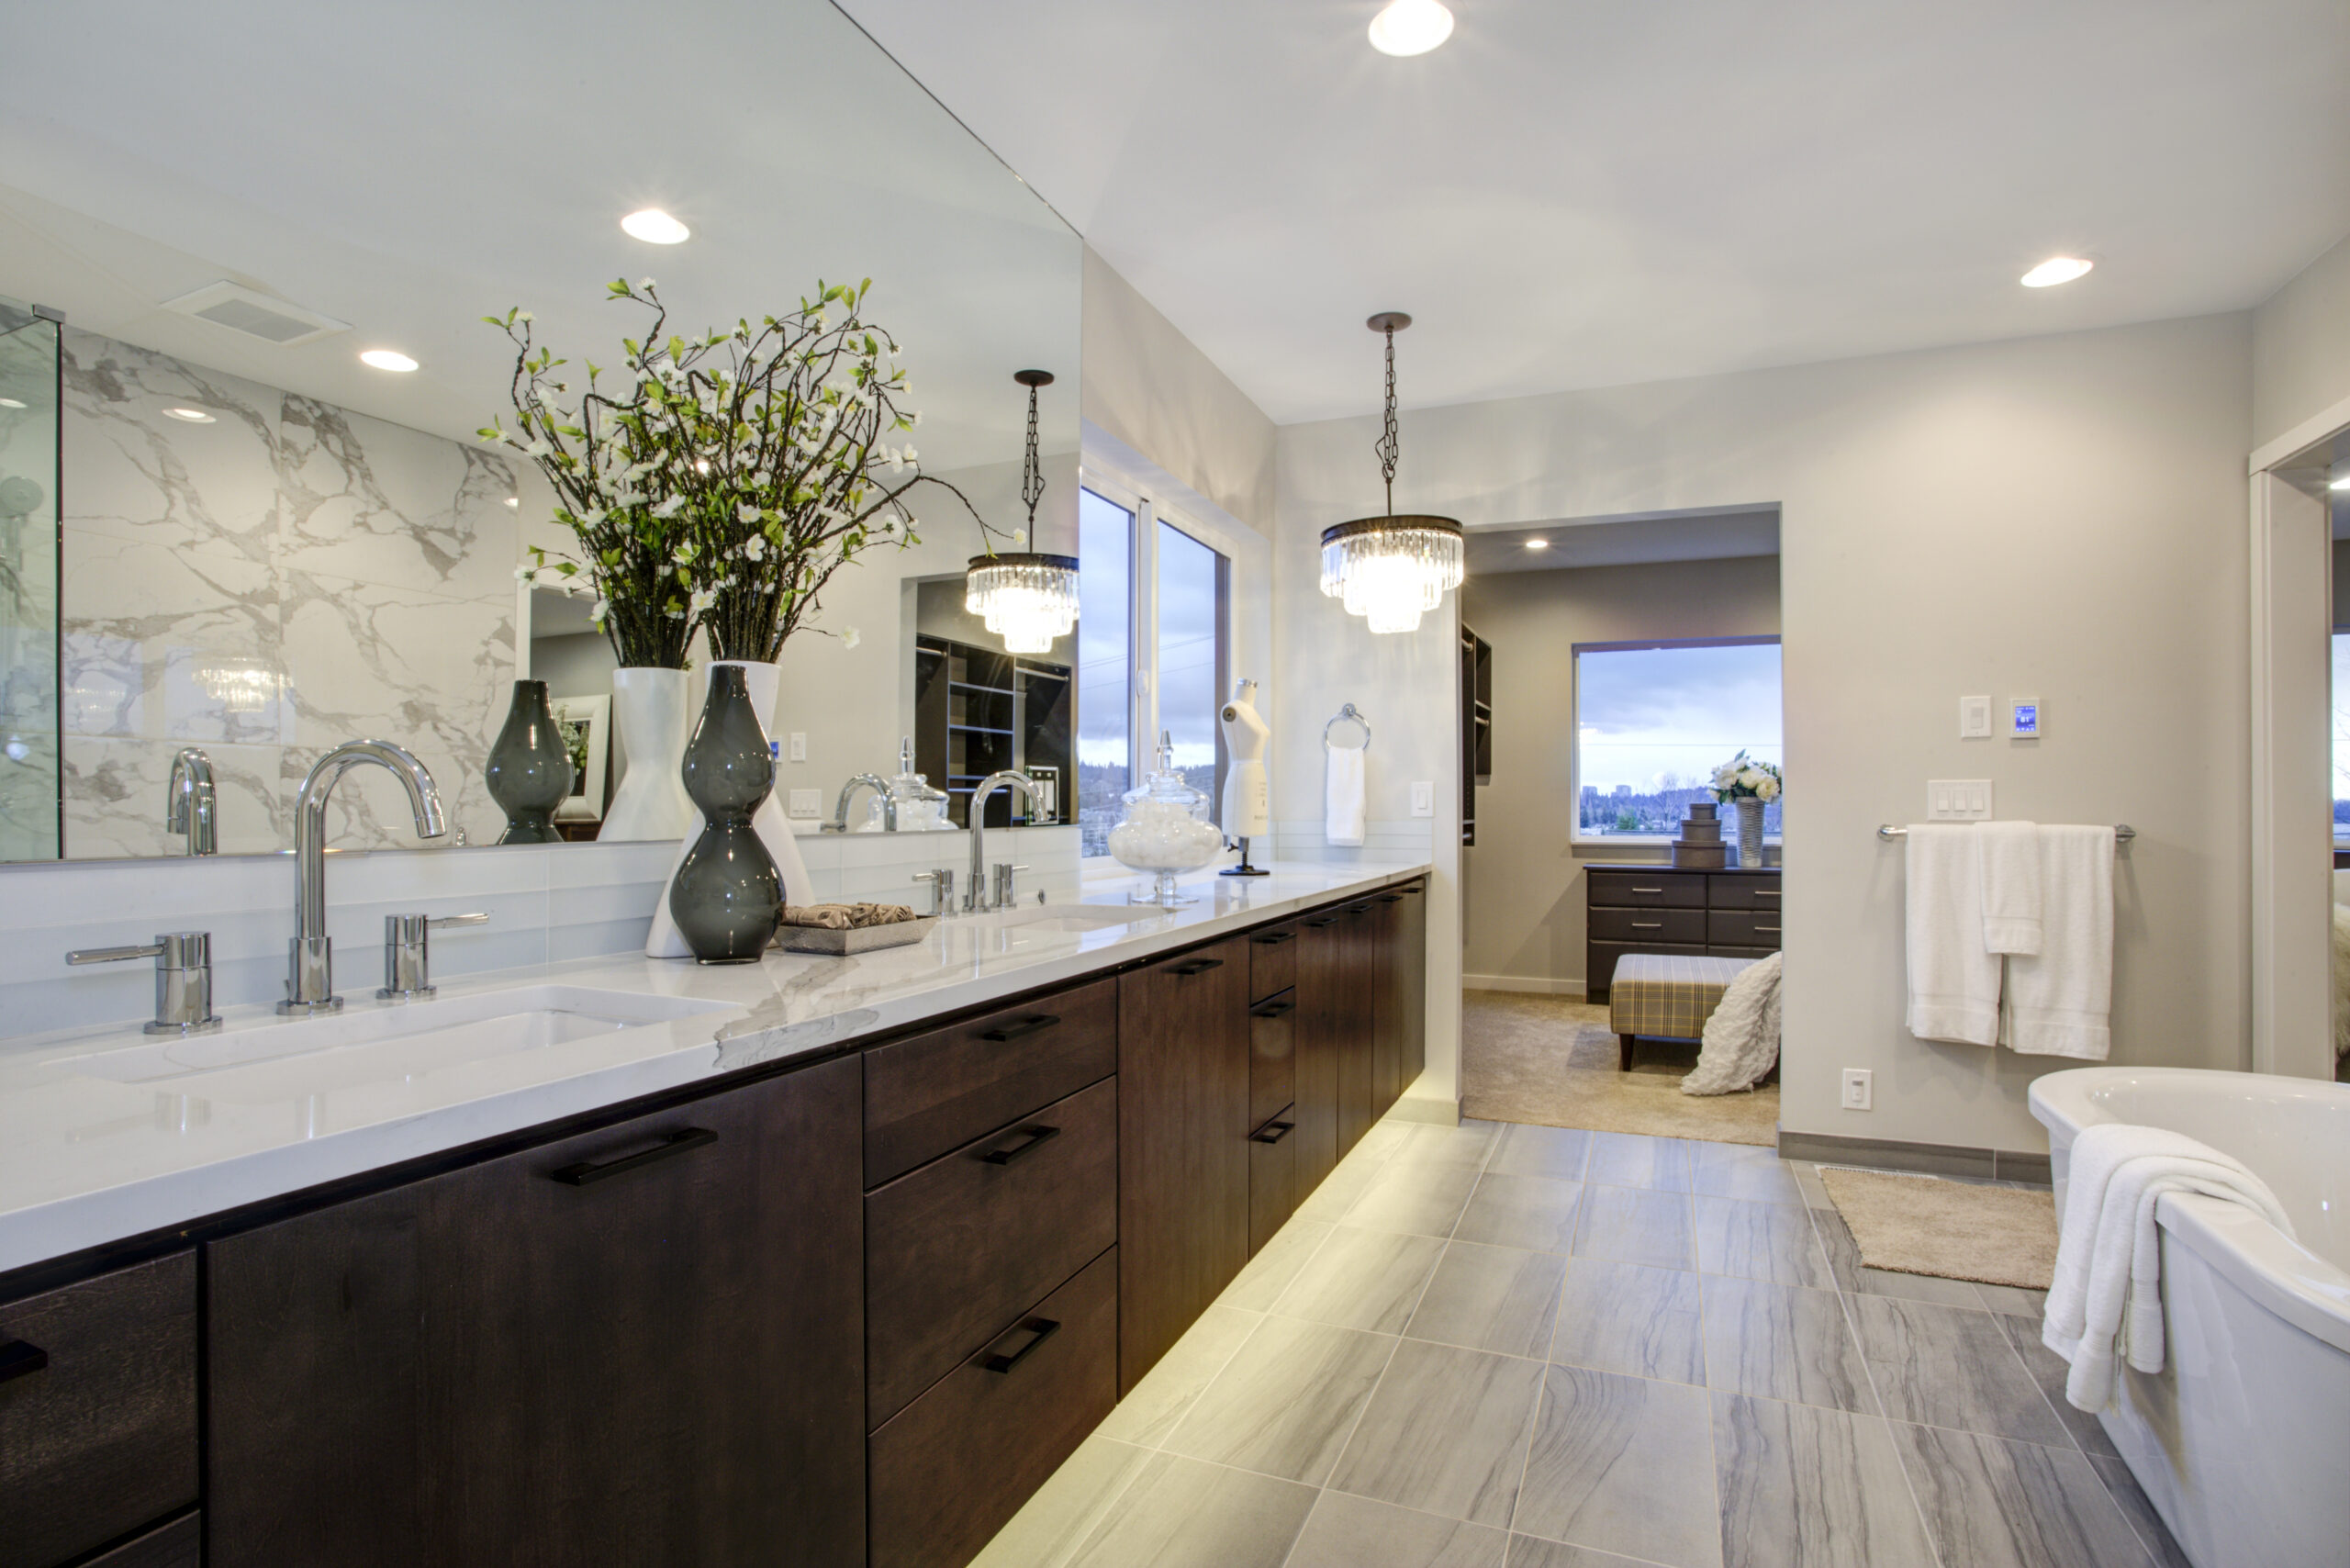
left=0, top=0, right=1080, bottom=862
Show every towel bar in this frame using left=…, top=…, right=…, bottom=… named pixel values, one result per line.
left=1876, top=823, right=2134, bottom=843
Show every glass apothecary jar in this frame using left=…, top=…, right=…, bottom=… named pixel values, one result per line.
left=1108, top=733, right=1225, bottom=905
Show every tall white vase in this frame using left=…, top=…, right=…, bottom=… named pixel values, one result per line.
left=644, top=659, right=817, bottom=959
left=599, top=667, right=697, bottom=842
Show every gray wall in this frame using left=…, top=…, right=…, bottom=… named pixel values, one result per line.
left=2254, top=227, right=2350, bottom=452
left=1460, top=554, right=1782, bottom=991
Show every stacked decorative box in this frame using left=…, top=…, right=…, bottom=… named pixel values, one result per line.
left=1672, top=801, right=1727, bottom=869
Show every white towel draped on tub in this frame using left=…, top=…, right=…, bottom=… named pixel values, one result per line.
left=1325, top=745, right=1366, bottom=846
left=2003, top=824, right=2114, bottom=1058
left=2043, top=1122, right=2296, bottom=1412
left=1905, top=825, right=2000, bottom=1046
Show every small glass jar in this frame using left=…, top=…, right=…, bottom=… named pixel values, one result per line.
left=1108, top=734, right=1225, bottom=905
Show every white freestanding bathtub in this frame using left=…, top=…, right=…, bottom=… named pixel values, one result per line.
left=2030, top=1068, right=2350, bottom=1568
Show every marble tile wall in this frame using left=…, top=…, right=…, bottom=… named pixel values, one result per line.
left=0, top=319, right=62, bottom=861
left=57, top=329, right=519, bottom=857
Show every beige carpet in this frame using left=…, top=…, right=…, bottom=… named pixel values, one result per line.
left=1819, top=1167, right=2059, bottom=1289
left=1460, top=991, right=1778, bottom=1147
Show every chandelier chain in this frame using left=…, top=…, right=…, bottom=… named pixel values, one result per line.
left=1374, top=323, right=1400, bottom=515
left=1021, top=380, right=1046, bottom=527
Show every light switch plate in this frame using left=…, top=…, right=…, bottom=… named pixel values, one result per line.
left=1409, top=780, right=1434, bottom=817
left=1841, top=1069, right=1874, bottom=1111
left=1960, top=696, right=1992, bottom=738
left=788, top=732, right=808, bottom=762
left=2009, top=700, right=2040, bottom=739
left=786, top=789, right=822, bottom=819
left=1927, top=779, right=1993, bottom=821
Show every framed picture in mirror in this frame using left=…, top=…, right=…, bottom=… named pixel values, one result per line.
left=552, top=695, right=610, bottom=825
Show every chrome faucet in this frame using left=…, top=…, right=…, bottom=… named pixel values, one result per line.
left=166, top=746, right=217, bottom=857
left=281, top=740, right=446, bottom=1014
left=965, top=770, right=1041, bottom=913
left=826, top=773, right=895, bottom=834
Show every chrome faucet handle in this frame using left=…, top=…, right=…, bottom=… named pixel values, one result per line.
left=66, top=932, right=221, bottom=1036
left=378, top=913, right=488, bottom=1001
left=912, top=868, right=955, bottom=917
left=992, top=863, right=1032, bottom=909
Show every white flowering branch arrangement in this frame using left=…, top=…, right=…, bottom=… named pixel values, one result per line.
left=1710, top=751, right=1783, bottom=803
left=485, top=276, right=986, bottom=666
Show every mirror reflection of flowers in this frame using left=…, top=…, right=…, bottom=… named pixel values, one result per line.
left=1711, top=750, right=1783, bottom=802
left=484, top=276, right=983, bottom=667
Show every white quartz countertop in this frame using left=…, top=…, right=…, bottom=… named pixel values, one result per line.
left=0, top=861, right=1427, bottom=1277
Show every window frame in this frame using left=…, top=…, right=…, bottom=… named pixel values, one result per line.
left=1568, top=633, right=1784, bottom=848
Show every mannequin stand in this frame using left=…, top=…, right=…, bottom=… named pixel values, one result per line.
left=1222, top=836, right=1270, bottom=877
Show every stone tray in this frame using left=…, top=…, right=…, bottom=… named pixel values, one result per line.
left=774, top=916, right=939, bottom=956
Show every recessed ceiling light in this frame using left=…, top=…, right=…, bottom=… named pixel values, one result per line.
left=621, top=208, right=691, bottom=245
left=1369, top=0, right=1453, bottom=56
left=0, top=398, right=25, bottom=409
left=360, top=349, right=419, bottom=373
left=504, top=496, right=520, bottom=508
left=1524, top=538, right=1549, bottom=550
left=162, top=407, right=217, bottom=423
left=2020, top=256, right=2094, bottom=288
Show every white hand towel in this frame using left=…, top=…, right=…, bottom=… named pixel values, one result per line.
left=2003, top=825, right=2114, bottom=1059
left=1904, top=824, right=1999, bottom=1046
left=1977, top=820, right=2043, bottom=955
left=2042, top=1123, right=2295, bottom=1412
left=1325, top=745, right=1366, bottom=846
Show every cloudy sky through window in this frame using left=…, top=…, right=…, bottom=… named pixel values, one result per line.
left=1577, top=640, right=1782, bottom=794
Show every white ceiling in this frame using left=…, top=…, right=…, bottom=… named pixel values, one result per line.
left=838, top=0, right=2350, bottom=425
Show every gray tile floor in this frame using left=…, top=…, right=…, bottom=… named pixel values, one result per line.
left=975, top=1119, right=2193, bottom=1568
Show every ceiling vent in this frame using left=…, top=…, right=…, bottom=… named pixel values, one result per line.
left=161, top=281, right=349, bottom=347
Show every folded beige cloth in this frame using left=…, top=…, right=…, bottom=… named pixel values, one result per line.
left=778, top=902, right=918, bottom=930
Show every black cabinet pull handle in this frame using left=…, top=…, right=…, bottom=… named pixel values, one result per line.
left=1376, top=894, right=1404, bottom=903
left=979, top=1125, right=1061, bottom=1165
left=1250, top=1120, right=1295, bottom=1145
left=550, top=1127, right=718, bottom=1186
left=1251, top=931, right=1295, bottom=946
left=1304, top=917, right=1340, bottom=928
left=980, top=1316, right=1061, bottom=1373
left=1399, top=885, right=1422, bottom=895
left=1168, top=958, right=1225, bottom=977
left=979, top=1014, right=1060, bottom=1043
left=1250, top=999, right=1296, bottom=1018
left=0, top=1339, right=47, bottom=1384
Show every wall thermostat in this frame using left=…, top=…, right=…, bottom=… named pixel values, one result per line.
left=2010, top=699, right=2041, bottom=738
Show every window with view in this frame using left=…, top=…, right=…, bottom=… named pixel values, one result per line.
left=1157, top=521, right=1229, bottom=823
left=2334, top=632, right=2350, bottom=842
left=1574, top=638, right=1783, bottom=838
left=1078, top=489, right=1134, bottom=857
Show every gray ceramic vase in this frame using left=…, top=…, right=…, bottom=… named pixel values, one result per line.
left=485, top=679, right=570, bottom=845
left=669, top=664, right=781, bottom=963
left=1736, top=796, right=1769, bottom=868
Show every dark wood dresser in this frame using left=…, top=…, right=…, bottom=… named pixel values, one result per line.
left=1585, top=865, right=1781, bottom=1002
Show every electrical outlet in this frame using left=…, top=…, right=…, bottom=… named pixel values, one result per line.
left=788, top=732, right=808, bottom=762
left=1927, top=779, right=1992, bottom=821
left=786, top=789, right=821, bottom=819
left=1409, top=780, right=1434, bottom=817
left=1841, top=1069, right=1873, bottom=1112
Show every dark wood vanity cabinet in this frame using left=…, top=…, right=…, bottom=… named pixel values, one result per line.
left=0, top=1251, right=196, bottom=1568
left=1117, top=936, right=1252, bottom=1392
left=205, top=1055, right=867, bottom=1568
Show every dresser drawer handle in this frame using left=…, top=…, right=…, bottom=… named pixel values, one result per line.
left=979, top=1014, right=1060, bottom=1043
left=979, top=1125, right=1061, bottom=1166
left=1168, top=958, right=1225, bottom=977
left=1630, top=922, right=1663, bottom=929
left=0, top=1339, right=47, bottom=1385
left=1753, top=889, right=1782, bottom=898
left=550, top=1127, right=717, bottom=1186
left=980, top=1316, right=1062, bottom=1373
left=1628, top=887, right=1664, bottom=894
left=1250, top=1120, right=1295, bottom=1145
left=1755, top=925, right=1782, bottom=934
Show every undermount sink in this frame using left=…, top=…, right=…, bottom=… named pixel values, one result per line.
left=55, top=985, right=739, bottom=1103
left=975, top=903, right=1166, bottom=934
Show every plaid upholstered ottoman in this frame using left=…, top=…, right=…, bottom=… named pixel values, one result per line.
left=1607, top=953, right=1758, bottom=1070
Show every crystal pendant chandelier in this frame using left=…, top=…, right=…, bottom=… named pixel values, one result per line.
left=967, top=369, right=1079, bottom=655
left=1320, top=312, right=1463, bottom=635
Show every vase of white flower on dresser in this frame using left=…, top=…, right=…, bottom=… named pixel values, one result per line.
left=1710, top=750, right=1783, bottom=868
left=489, top=275, right=983, bottom=958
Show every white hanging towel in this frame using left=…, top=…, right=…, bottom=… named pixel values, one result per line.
left=2002, top=824, right=2115, bottom=1059
left=1325, top=745, right=1366, bottom=846
left=1904, top=824, right=1999, bottom=1046
left=2042, top=1122, right=2295, bottom=1412
left=1976, top=820, right=2043, bottom=955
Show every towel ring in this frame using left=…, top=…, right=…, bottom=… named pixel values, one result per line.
left=1324, top=703, right=1371, bottom=751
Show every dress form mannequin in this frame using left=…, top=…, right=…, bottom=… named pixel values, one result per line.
left=1220, top=678, right=1271, bottom=876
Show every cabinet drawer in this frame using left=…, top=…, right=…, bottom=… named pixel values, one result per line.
left=867, top=1248, right=1117, bottom=1568
left=1587, top=941, right=1708, bottom=1000
left=1248, top=923, right=1299, bottom=1002
left=1249, top=988, right=1298, bottom=1129
left=0, top=1251, right=196, bottom=1568
left=867, top=1077, right=1118, bottom=1428
left=1707, top=874, right=1783, bottom=912
left=1586, top=870, right=1705, bottom=908
left=1589, top=906, right=1707, bottom=944
left=1709, top=910, right=1784, bottom=947
left=866, top=976, right=1117, bottom=1186
left=1249, top=1103, right=1299, bottom=1255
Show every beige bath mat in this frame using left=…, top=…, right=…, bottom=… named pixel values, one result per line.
left=1818, top=1167, right=2058, bottom=1289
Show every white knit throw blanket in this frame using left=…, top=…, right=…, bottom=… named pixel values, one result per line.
left=1681, top=952, right=1782, bottom=1096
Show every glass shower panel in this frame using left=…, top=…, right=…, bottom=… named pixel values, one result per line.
left=0, top=298, right=61, bottom=860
